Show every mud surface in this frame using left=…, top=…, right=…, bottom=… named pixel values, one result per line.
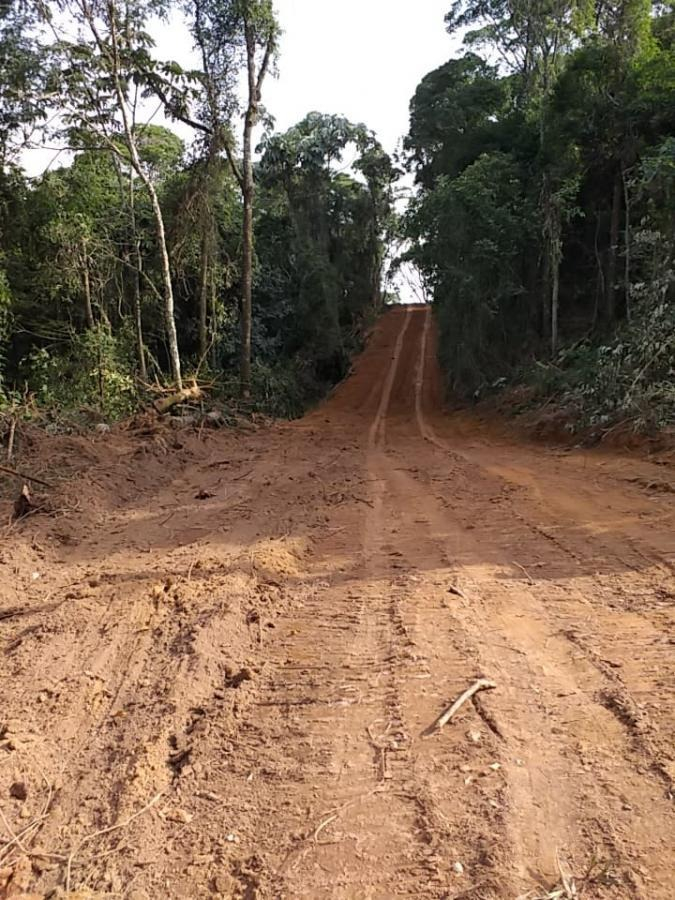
left=1, top=306, right=674, bottom=898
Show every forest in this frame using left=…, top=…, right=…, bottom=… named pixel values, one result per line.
left=405, top=0, right=674, bottom=434
left=0, top=0, right=394, bottom=422
left=0, top=0, right=673, bottom=435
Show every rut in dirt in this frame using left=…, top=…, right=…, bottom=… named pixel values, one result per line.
left=0, top=305, right=674, bottom=900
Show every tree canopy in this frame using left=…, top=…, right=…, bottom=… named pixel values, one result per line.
left=403, top=0, right=674, bottom=431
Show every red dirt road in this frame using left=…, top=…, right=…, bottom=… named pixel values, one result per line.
left=1, top=305, right=674, bottom=899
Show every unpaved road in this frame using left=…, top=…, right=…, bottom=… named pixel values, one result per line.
left=1, top=305, right=674, bottom=899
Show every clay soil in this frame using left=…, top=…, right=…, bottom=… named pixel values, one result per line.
left=1, top=305, right=674, bottom=899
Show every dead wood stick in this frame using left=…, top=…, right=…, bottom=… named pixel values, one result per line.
left=0, top=805, right=29, bottom=856
left=429, top=678, right=497, bottom=733
left=512, top=561, right=534, bottom=585
left=0, top=464, right=53, bottom=488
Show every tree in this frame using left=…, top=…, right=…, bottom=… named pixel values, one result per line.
left=258, top=113, right=395, bottom=384
left=404, top=0, right=675, bottom=434
left=177, top=0, right=280, bottom=396
left=0, top=1, right=51, bottom=168
left=53, top=0, right=184, bottom=388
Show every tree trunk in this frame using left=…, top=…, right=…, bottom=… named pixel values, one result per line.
left=82, top=250, right=95, bottom=329
left=541, top=244, right=551, bottom=343
left=593, top=211, right=605, bottom=329
left=210, top=265, right=218, bottom=370
left=605, top=171, right=622, bottom=326
left=147, top=181, right=182, bottom=389
left=198, top=226, right=210, bottom=361
left=622, top=163, right=631, bottom=323
left=132, top=241, right=147, bottom=382
left=129, top=180, right=148, bottom=382
left=107, top=4, right=182, bottom=390
left=239, top=64, right=255, bottom=398
left=551, top=251, right=560, bottom=356
left=237, top=20, right=274, bottom=399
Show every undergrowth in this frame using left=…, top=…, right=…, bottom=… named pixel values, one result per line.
left=519, top=296, right=675, bottom=436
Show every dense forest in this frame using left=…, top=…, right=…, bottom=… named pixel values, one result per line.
left=0, top=0, right=394, bottom=421
left=0, top=0, right=673, bottom=435
left=404, top=0, right=674, bottom=433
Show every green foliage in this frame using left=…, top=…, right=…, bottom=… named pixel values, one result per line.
left=525, top=297, right=675, bottom=433
left=256, top=113, right=395, bottom=397
left=405, top=3, right=675, bottom=432
left=409, top=152, right=532, bottom=393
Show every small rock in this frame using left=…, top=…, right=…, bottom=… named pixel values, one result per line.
left=466, top=729, right=482, bottom=744
left=488, top=762, right=501, bottom=771
left=453, top=861, right=464, bottom=875
left=226, top=833, right=238, bottom=842
left=167, top=808, right=193, bottom=825
left=10, top=781, right=28, bottom=801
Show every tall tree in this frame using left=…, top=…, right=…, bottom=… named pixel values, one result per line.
left=175, top=0, right=279, bottom=396
left=52, top=0, right=184, bottom=388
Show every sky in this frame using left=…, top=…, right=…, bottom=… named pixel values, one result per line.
left=258, top=0, right=459, bottom=156
left=152, top=0, right=460, bottom=157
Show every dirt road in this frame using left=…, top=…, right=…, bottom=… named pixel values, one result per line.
left=1, top=305, right=674, bottom=899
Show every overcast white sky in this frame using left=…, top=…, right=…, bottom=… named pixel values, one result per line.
left=260, top=0, right=458, bottom=154
left=155, top=0, right=460, bottom=156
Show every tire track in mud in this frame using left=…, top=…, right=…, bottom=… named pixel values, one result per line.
left=2, top=305, right=674, bottom=899
left=389, top=305, right=675, bottom=897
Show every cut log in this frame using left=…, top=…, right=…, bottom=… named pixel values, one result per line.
left=153, top=383, right=202, bottom=414
left=13, top=485, right=34, bottom=520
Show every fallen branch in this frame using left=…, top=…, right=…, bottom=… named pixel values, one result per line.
left=513, top=561, right=534, bottom=585
left=427, top=678, right=497, bottom=734
left=312, top=813, right=338, bottom=844
left=0, top=464, right=53, bottom=488
left=0, top=769, right=54, bottom=865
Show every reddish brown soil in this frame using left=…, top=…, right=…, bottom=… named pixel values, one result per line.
left=1, top=305, right=674, bottom=899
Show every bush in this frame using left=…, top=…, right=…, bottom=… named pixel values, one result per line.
left=23, top=325, right=139, bottom=421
